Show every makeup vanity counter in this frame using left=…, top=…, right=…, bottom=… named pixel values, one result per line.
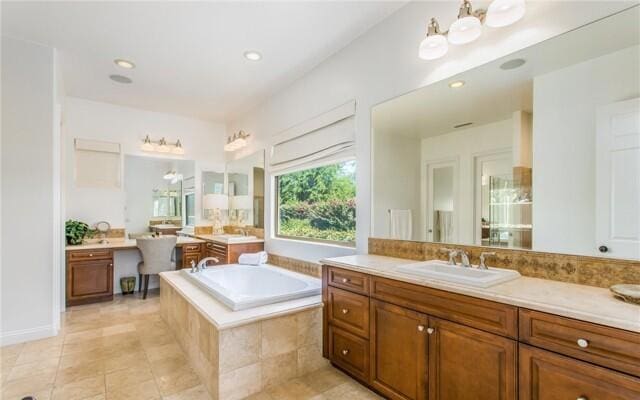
left=321, top=254, right=640, bottom=400
left=65, top=235, right=205, bottom=251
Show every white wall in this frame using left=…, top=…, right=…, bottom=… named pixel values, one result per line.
left=533, top=45, right=640, bottom=256
left=1, top=37, right=60, bottom=344
left=372, top=130, right=421, bottom=240
left=421, top=118, right=513, bottom=245
left=226, top=1, right=631, bottom=262
left=63, top=97, right=226, bottom=292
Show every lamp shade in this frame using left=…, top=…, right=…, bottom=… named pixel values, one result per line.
left=204, top=194, right=229, bottom=210
left=486, top=0, right=526, bottom=28
left=419, top=34, right=448, bottom=60
left=230, top=195, right=252, bottom=210
left=448, top=16, right=482, bottom=45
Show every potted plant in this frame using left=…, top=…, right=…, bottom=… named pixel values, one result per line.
left=65, top=220, right=94, bottom=245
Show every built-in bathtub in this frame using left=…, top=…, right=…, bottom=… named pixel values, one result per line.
left=181, top=263, right=321, bottom=311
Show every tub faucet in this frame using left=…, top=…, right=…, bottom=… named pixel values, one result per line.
left=196, top=257, right=220, bottom=271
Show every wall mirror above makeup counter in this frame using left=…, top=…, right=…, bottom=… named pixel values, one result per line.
left=372, top=6, right=640, bottom=261
left=201, top=150, right=265, bottom=235
left=124, top=155, right=196, bottom=236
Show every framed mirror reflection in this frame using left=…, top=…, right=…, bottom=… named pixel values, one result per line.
left=372, top=6, right=640, bottom=260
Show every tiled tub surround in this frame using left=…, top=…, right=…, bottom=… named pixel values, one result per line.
left=159, top=271, right=327, bottom=400
left=322, top=255, right=640, bottom=333
left=369, top=237, right=640, bottom=288
left=268, top=253, right=322, bottom=278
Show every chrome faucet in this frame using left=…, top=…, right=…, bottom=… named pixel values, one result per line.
left=479, top=252, right=496, bottom=270
left=439, top=248, right=459, bottom=265
left=196, top=257, right=220, bottom=271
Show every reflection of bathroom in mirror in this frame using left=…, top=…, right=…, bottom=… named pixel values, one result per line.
left=124, top=155, right=195, bottom=236
left=372, top=6, right=639, bottom=260
left=226, top=150, right=265, bottom=229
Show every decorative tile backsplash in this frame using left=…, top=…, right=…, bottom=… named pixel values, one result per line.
left=194, top=225, right=214, bottom=235
left=223, top=225, right=265, bottom=239
left=268, top=254, right=321, bottom=278
left=369, top=237, right=640, bottom=288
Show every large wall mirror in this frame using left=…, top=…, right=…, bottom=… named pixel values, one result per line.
left=372, top=6, right=639, bottom=260
left=226, top=150, right=265, bottom=229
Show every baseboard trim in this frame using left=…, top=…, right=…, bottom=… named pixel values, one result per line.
left=0, top=324, right=58, bottom=346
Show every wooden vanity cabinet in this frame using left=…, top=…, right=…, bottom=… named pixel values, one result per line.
left=519, top=344, right=640, bottom=400
left=204, top=241, right=264, bottom=265
left=66, top=249, right=114, bottom=306
left=181, top=243, right=203, bottom=269
left=322, top=264, right=639, bottom=400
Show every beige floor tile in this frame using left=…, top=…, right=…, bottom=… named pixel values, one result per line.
left=1, top=387, right=53, bottom=400
left=52, top=375, right=105, bottom=400
left=245, top=392, right=275, bottom=400
left=15, top=345, right=62, bottom=365
left=62, top=336, right=105, bottom=355
left=265, top=378, right=320, bottom=400
left=106, top=377, right=160, bottom=400
left=163, top=384, right=212, bottom=400
left=55, top=358, right=105, bottom=386
left=60, top=348, right=107, bottom=369
left=149, top=354, right=190, bottom=377
left=144, top=343, right=183, bottom=362
left=64, top=327, right=103, bottom=343
left=299, top=367, right=349, bottom=394
left=154, top=366, right=201, bottom=396
left=1, top=373, right=55, bottom=398
left=103, top=350, right=149, bottom=374
left=6, top=357, right=59, bottom=381
left=105, top=365, right=153, bottom=391
left=21, top=335, right=64, bottom=353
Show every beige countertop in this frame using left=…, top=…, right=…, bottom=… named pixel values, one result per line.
left=160, top=270, right=321, bottom=330
left=185, top=233, right=265, bottom=245
left=65, top=236, right=206, bottom=251
left=321, top=254, right=640, bottom=333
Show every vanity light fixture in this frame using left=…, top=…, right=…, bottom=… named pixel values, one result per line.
left=140, top=135, right=185, bottom=155
left=163, top=170, right=177, bottom=180
left=224, top=130, right=250, bottom=152
left=418, top=0, right=526, bottom=60
left=449, top=80, right=465, bottom=88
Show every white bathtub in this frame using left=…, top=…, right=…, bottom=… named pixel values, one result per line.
left=181, top=264, right=321, bottom=311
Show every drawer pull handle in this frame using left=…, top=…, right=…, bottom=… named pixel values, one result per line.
left=89, top=253, right=93, bottom=257
left=418, top=325, right=425, bottom=332
left=577, top=396, right=588, bottom=400
left=341, top=349, right=349, bottom=356
left=577, top=338, right=589, bottom=348
left=341, top=278, right=349, bottom=283
left=427, top=328, right=435, bottom=335
left=341, top=308, right=349, bottom=314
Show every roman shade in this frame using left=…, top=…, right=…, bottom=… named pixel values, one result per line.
left=74, top=138, right=121, bottom=188
left=270, top=100, right=356, bottom=174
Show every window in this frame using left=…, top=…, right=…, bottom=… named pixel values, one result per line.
left=275, top=160, right=356, bottom=246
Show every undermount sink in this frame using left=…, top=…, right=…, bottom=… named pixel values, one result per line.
left=396, top=260, right=520, bottom=288
left=153, top=224, right=182, bottom=229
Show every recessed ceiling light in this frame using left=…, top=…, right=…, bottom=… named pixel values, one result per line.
left=109, top=74, right=132, bottom=84
left=449, top=80, right=465, bottom=89
left=454, top=122, right=473, bottom=128
left=500, top=58, right=526, bottom=70
left=243, top=51, right=262, bottom=61
left=114, top=59, right=135, bottom=69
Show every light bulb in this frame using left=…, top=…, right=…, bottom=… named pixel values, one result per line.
left=419, top=34, right=448, bottom=60
left=418, top=18, right=448, bottom=60
left=157, top=138, right=170, bottom=153
left=141, top=135, right=155, bottom=152
left=486, top=0, right=526, bottom=27
left=172, top=140, right=185, bottom=155
left=448, top=16, right=482, bottom=45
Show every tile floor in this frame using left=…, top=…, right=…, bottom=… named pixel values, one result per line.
left=0, top=291, right=382, bottom=400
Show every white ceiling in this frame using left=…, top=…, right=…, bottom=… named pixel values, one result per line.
left=373, top=5, right=640, bottom=139
left=1, top=1, right=406, bottom=122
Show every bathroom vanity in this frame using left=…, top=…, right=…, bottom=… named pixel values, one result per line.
left=321, top=256, right=640, bottom=400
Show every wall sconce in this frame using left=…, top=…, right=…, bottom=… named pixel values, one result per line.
left=224, top=130, right=250, bottom=152
left=140, top=135, right=185, bottom=155
left=419, top=0, right=526, bottom=60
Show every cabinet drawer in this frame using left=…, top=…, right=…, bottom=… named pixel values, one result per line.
left=520, top=309, right=640, bottom=377
left=182, top=243, right=202, bottom=253
left=67, top=249, right=113, bottom=262
left=519, top=344, right=640, bottom=400
left=327, top=266, right=370, bottom=295
left=328, top=286, right=369, bottom=338
left=371, top=276, right=518, bottom=338
left=329, top=325, right=370, bottom=382
left=206, top=241, right=227, bottom=252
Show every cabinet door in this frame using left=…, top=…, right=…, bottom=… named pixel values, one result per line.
left=182, top=252, right=201, bottom=269
left=370, top=299, right=428, bottom=400
left=520, top=344, right=640, bottom=400
left=428, top=317, right=516, bottom=400
left=67, top=260, right=113, bottom=300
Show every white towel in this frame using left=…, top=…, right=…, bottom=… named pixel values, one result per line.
left=389, top=209, right=412, bottom=240
left=238, top=251, right=268, bottom=266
